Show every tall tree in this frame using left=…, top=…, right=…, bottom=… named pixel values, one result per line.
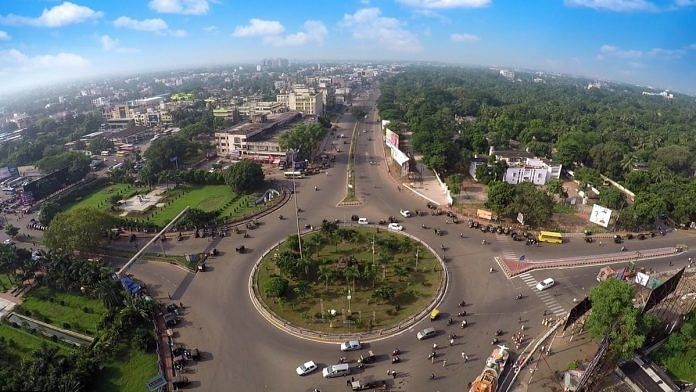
left=44, top=207, right=116, bottom=254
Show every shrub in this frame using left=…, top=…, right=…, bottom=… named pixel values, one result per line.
left=62, top=322, right=71, bottom=330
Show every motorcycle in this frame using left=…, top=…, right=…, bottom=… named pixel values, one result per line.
left=495, top=329, right=503, bottom=336
left=515, top=294, right=523, bottom=300
left=460, top=320, right=467, bottom=329
left=458, top=311, right=466, bottom=317
left=447, top=318, right=453, bottom=326
left=459, top=300, right=466, bottom=307
left=279, top=215, right=284, bottom=220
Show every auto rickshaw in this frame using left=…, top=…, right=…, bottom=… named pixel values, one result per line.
left=430, top=308, right=440, bottom=321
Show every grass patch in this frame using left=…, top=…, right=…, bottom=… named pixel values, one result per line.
left=257, top=227, right=442, bottom=333
left=64, top=183, right=143, bottom=213
left=17, top=286, right=106, bottom=336
left=0, top=322, right=75, bottom=359
left=92, top=341, right=158, bottom=392
left=553, top=203, right=577, bottom=214
left=218, top=194, right=267, bottom=220
left=0, top=273, right=14, bottom=291
left=147, top=185, right=237, bottom=226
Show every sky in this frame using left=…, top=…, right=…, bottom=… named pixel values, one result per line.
left=1, top=0, right=695, bottom=95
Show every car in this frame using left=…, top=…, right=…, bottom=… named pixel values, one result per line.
left=417, top=327, right=437, bottom=340
left=296, top=361, right=318, bottom=376
left=340, top=340, right=362, bottom=351
left=536, top=278, right=555, bottom=291
left=3, top=239, right=14, bottom=246
left=399, top=209, right=412, bottom=218
left=357, top=218, right=368, bottom=225
left=388, top=223, right=403, bottom=231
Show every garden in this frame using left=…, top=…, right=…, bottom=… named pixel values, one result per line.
left=16, top=286, right=107, bottom=336
left=256, top=224, right=443, bottom=334
left=0, top=322, right=75, bottom=359
left=92, top=340, right=158, bottom=392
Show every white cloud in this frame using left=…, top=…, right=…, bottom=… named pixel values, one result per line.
left=599, top=44, right=688, bottom=60
left=169, top=29, right=188, bottom=37
left=203, top=25, right=217, bottom=32
left=339, top=8, right=422, bottom=53
left=564, top=0, right=658, bottom=12
left=0, top=49, right=89, bottom=72
left=450, top=32, right=479, bottom=42
left=148, top=0, right=210, bottom=15
left=263, top=20, right=327, bottom=47
left=114, top=16, right=169, bottom=32
left=232, top=19, right=285, bottom=37
left=0, top=30, right=10, bottom=40
left=396, top=0, right=490, bottom=8
left=100, top=35, right=119, bottom=51
left=0, top=2, right=103, bottom=27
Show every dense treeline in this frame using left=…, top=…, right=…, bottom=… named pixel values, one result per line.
left=378, top=67, right=696, bottom=228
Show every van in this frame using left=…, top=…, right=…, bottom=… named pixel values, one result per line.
left=100, top=150, right=109, bottom=156
left=322, top=363, right=350, bottom=378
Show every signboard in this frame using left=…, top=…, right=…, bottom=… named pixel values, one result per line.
left=477, top=209, right=493, bottom=221
left=635, top=272, right=650, bottom=287
left=391, top=147, right=409, bottom=166
left=589, top=204, right=612, bottom=228
left=517, top=212, right=525, bottom=225
left=146, top=374, right=167, bottom=391
left=385, top=129, right=399, bottom=150
left=381, top=120, right=390, bottom=129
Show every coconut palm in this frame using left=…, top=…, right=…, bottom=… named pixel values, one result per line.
left=318, top=265, right=332, bottom=289
left=343, top=265, right=359, bottom=292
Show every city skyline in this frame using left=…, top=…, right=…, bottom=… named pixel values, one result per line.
left=1, top=0, right=695, bottom=95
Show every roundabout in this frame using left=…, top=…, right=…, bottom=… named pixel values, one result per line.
left=250, top=225, right=447, bottom=341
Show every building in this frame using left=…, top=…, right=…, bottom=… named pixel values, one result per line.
left=276, top=84, right=324, bottom=116
left=214, top=111, right=303, bottom=159
left=499, top=69, right=515, bottom=80
left=470, top=148, right=562, bottom=186
left=213, top=107, right=240, bottom=123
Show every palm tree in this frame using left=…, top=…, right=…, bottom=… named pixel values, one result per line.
left=344, top=265, right=359, bottom=292
left=318, top=265, right=332, bottom=289
left=393, top=264, right=409, bottom=282
left=293, top=281, right=311, bottom=300
left=362, top=264, right=377, bottom=288
left=94, top=279, right=123, bottom=311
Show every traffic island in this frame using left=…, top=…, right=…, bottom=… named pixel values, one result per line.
left=249, top=226, right=447, bottom=342
left=339, top=122, right=361, bottom=206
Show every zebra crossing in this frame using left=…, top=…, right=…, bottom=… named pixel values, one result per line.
left=518, top=273, right=566, bottom=316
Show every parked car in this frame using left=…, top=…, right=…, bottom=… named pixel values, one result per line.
left=536, top=278, right=555, bottom=291
left=399, top=209, right=412, bottom=218
left=388, top=223, right=403, bottom=231
left=417, top=327, right=437, bottom=340
left=340, top=340, right=362, bottom=351
left=296, top=361, right=318, bottom=376
left=357, top=218, right=368, bottom=225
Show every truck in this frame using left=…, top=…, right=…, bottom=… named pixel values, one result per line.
left=351, top=376, right=381, bottom=391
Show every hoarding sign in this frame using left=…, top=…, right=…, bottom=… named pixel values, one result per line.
left=589, top=204, right=612, bottom=228
left=635, top=272, right=650, bottom=287
left=385, top=129, right=399, bottom=150
left=517, top=212, right=524, bottom=225
left=477, top=209, right=493, bottom=221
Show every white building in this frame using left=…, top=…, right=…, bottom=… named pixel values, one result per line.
left=276, top=84, right=324, bottom=116
left=470, top=148, right=562, bottom=186
left=214, top=111, right=302, bottom=158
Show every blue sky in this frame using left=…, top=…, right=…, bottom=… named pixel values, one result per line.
left=1, top=0, right=695, bottom=94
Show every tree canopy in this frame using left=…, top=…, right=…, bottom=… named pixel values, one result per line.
left=224, top=160, right=265, bottom=194
left=277, top=123, right=326, bottom=160
left=44, top=206, right=117, bottom=254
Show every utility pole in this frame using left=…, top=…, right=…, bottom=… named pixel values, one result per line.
left=372, top=233, right=375, bottom=267
left=290, top=149, right=303, bottom=259
left=415, top=247, right=419, bottom=272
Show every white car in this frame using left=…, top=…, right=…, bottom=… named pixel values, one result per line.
left=296, top=361, right=318, bottom=376
left=3, top=239, right=14, bottom=246
left=340, top=340, right=362, bottom=351
left=399, top=209, right=412, bottom=218
left=388, top=223, right=403, bottom=231
left=417, top=327, right=437, bottom=340
left=357, top=218, right=368, bottom=225
left=536, top=278, right=555, bottom=291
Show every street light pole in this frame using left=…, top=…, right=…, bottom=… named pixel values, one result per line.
left=290, top=149, right=303, bottom=259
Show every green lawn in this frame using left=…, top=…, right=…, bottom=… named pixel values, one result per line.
left=257, top=227, right=442, bottom=333
left=92, top=342, right=158, bottom=392
left=148, top=185, right=238, bottom=226
left=64, top=183, right=140, bottom=213
left=18, top=286, right=106, bottom=336
left=0, top=323, right=75, bottom=359
left=0, top=273, right=14, bottom=291
left=218, top=194, right=268, bottom=221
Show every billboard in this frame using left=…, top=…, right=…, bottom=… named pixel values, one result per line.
left=589, top=204, right=612, bottom=228
left=477, top=209, right=493, bottom=221
left=385, top=129, right=399, bottom=150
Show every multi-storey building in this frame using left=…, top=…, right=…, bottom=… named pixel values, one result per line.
left=214, top=111, right=303, bottom=159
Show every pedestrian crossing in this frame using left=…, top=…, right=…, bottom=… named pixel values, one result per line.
left=518, top=273, right=566, bottom=316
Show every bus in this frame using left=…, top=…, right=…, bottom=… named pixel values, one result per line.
left=537, top=231, right=563, bottom=244
left=284, top=171, right=304, bottom=179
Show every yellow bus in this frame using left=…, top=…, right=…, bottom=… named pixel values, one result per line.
left=537, top=231, right=563, bottom=244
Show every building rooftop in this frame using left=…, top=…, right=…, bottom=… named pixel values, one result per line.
left=219, top=111, right=301, bottom=138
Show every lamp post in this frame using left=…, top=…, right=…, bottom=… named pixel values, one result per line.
left=347, top=289, right=352, bottom=315
left=289, top=149, right=303, bottom=259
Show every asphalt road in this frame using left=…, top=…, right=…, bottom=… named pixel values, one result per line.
left=123, top=88, right=696, bottom=392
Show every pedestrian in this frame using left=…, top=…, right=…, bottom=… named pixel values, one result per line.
left=449, top=338, right=454, bottom=346
left=351, top=377, right=354, bottom=382
left=461, top=352, right=466, bottom=360
left=518, top=316, right=522, bottom=323
left=543, top=310, right=547, bottom=316
left=179, top=302, right=183, bottom=308
left=391, top=370, right=396, bottom=379
left=465, top=355, right=469, bottom=362
left=167, top=292, right=172, bottom=300
left=431, top=356, right=435, bottom=364
left=442, top=359, right=447, bottom=367
left=346, top=380, right=351, bottom=386
left=433, top=343, right=438, bottom=350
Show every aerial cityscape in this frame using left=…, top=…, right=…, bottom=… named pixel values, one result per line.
left=0, top=1, right=695, bottom=392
